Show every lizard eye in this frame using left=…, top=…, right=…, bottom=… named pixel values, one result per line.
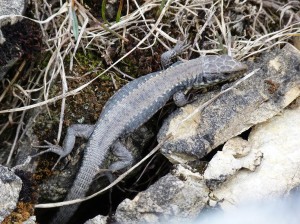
left=202, top=73, right=215, bottom=84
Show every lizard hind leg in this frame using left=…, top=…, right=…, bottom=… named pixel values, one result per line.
left=32, top=124, right=95, bottom=170
left=110, top=141, right=133, bottom=172
left=104, top=141, right=134, bottom=182
left=31, top=140, right=66, bottom=170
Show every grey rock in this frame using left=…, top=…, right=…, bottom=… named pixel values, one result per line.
left=0, top=164, right=22, bottom=222
left=0, top=0, right=25, bottom=17
left=0, top=0, right=26, bottom=42
left=0, top=0, right=26, bottom=79
left=204, top=137, right=263, bottom=189
left=158, top=43, right=300, bottom=163
left=115, top=165, right=209, bottom=224
left=84, top=214, right=108, bottom=224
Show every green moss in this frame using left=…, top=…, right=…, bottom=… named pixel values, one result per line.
left=75, top=50, right=103, bottom=70
left=98, top=73, right=112, bottom=81
left=118, top=58, right=140, bottom=79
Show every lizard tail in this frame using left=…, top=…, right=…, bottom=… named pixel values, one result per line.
left=50, top=150, right=105, bottom=224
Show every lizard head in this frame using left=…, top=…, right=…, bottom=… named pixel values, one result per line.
left=193, top=57, right=247, bottom=88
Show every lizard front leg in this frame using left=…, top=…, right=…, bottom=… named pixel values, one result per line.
left=173, top=88, right=199, bottom=107
left=173, top=90, right=190, bottom=107
left=33, top=124, right=95, bottom=169
left=160, top=40, right=189, bottom=68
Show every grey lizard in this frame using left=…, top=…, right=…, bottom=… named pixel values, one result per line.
left=35, top=43, right=247, bottom=223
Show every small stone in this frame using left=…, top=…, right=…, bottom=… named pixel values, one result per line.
left=115, top=165, right=209, bottom=224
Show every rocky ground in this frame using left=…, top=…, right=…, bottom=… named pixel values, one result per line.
left=0, top=0, right=300, bottom=223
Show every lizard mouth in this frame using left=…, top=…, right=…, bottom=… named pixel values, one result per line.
left=226, top=70, right=247, bottom=81
left=193, top=71, right=246, bottom=89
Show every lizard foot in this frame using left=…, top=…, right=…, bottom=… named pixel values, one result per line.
left=32, top=140, right=66, bottom=170
left=94, top=168, right=126, bottom=193
left=161, top=39, right=190, bottom=68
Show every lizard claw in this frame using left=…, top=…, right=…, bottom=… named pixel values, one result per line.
left=32, top=140, right=66, bottom=170
left=161, top=38, right=190, bottom=68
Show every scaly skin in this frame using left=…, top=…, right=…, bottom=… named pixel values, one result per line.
left=48, top=55, right=247, bottom=223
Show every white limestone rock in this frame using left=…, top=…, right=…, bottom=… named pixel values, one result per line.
left=84, top=214, right=108, bottom=224
left=207, top=99, right=300, bottom=209
left=204, top=137, right=263, bottom=189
